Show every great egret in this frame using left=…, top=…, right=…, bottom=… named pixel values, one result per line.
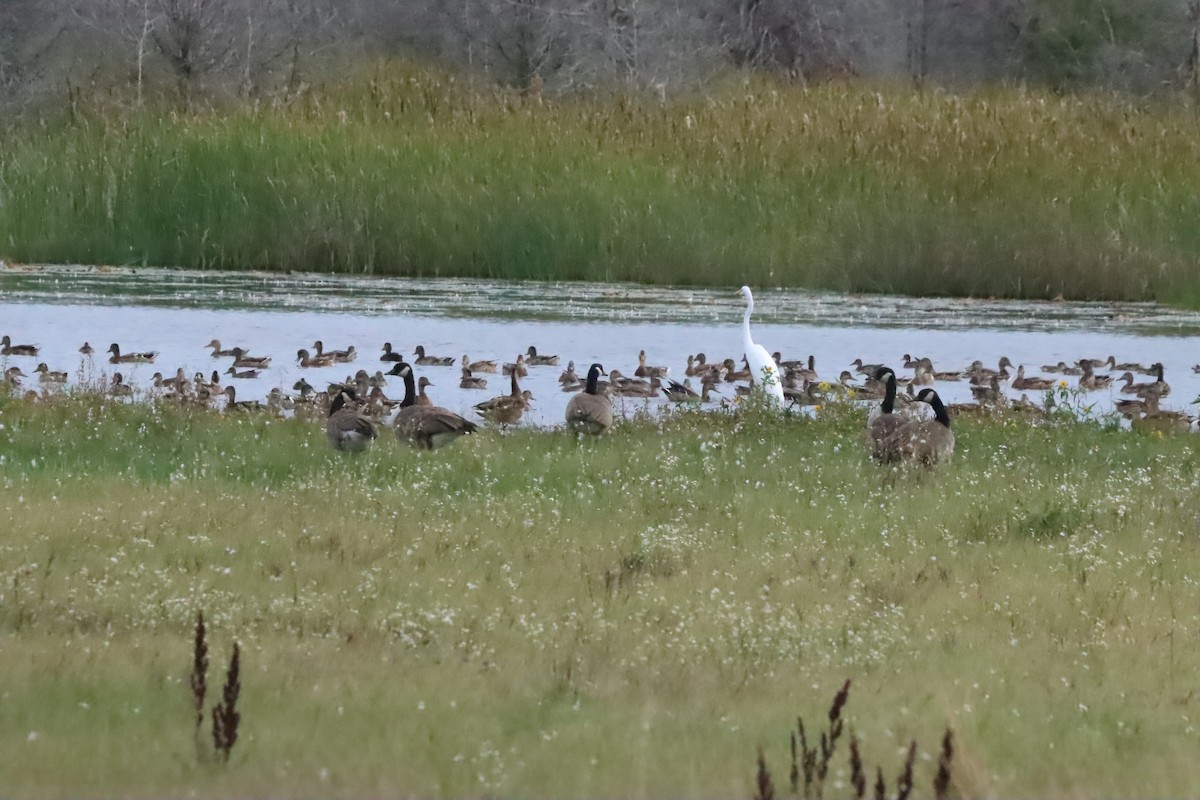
left=739, top=286, right=784, bottom=407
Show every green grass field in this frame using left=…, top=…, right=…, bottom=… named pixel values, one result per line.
left=4, top=63, right=1200, bottom=304
left=1, top=391, right=1198, bottom=798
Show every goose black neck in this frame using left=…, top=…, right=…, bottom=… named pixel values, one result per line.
left=586, top=364, right=603, bottom=395
left=881, top=371, right=897, bottom=414
left=510, top=369, right=520, bottom=396
left=929, top=394, right=950, bottom=427
left=398, top=366, right=416, bottom=407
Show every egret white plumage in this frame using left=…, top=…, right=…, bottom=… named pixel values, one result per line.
left=739, top=286, right=785, bottom=407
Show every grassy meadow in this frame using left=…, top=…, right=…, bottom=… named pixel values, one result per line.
left=1, top=391, right=1199, bottom=797
left=3, top=64, right=1200, bottom=304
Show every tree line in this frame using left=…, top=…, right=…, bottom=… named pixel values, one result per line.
left=2, top=0, right=1198, bottom=111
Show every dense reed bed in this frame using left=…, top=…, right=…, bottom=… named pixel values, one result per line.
left=3, top=64, right=1200, bottom=303
left=2, top=391, right=1199, bottom=797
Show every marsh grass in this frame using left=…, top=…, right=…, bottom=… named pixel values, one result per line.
left=2, top=392, right=1200, bottom=796
left=4, top=64, right=1200, bottom=303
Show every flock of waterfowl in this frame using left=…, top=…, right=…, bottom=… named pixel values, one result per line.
left=4, top=285, right=1200, bottom=462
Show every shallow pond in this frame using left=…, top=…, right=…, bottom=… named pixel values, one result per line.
left=2, top=264, right=1198, bottom=428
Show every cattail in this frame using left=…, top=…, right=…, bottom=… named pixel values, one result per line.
left=189, top=611, right=208, bottom=731
left=934, top=728, right=954, bottom=800
left=755, top=748, right=775, bottom=800
left=849, top=734, right=866, bottom=799
left=211, top=642, right=241, bottom=761
left=895, top=740, right=916, bottom=800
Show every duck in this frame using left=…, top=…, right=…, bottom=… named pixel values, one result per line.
left=881, top=388, right=955, bottom=466
left=459, top=367, right=488, bottom=390
left=1011, top=365, right=1055, bottom=391
left=1078, top=363, right=1112, bottom=392
left=526, top=346, right=560, bottom=367
left=916, top=358, right=964, bottom=381
left=612, top=376, right=661, bottom=398
left=867, top=367, right=906, bottom=463
left=416, top=376, right=436, bottom=407
left=79, top=342, right=94, bottom=357
left=0, top=335, right=39, bottom=357
left=780, top=354, right=818, bottom=383
left=267, top=388, right=294, bottom=414
left=970, top=375, right=1005, bottom=405
left=221, top=385, right=263, bottom=412
left=224, top=366, right=261, bottom=380
left=380, top=342, right=404, bottom=362
left=1117, top=363, right=1170, bottom=398
left=634, top=350, right=668, bottom=379
left=663, top=378, right=708, bottom=404
left=1042, top=361, right=1082, bottom=376
left=296, top=348, right=337, bottom=368
left=910, top=363, right=935, bottom=387
left=34, top=363, right=68, bottom=383
left=110, top=372, right=134, bottom=398
left=850, top=358, right=884, bottom=377
left=565, top=363, right=613, bottom=436
left=1130, top=394, right=1192, bottom=434
left=314, top=340, right=356, bottom=363
left=689, top=353, right=726, bottom=381
left=721, top=358, right=751, bottom=383
left=206, top=339, right=239, bottom=358
left=292, top=378, right=316, bottom=398
left=152, top=369, right=190, bottom=392
left=229, top=348, right=271, bottom=369
left=474, top=370, right=532, bottom=427
left=388, top=361, right=478, bottom=449
left=502, top=354, right=529, bottom=377
left=558, top=360, right=579, bottom=386
left=107, top=343, right=157, bottom=364
left=463, top=354, right=498, bottom=373
left=4, top=366, right=26, bottom=389
left=413, top=345, right=454, bottom=367
left=967, top=356, right=1014, bottom=385
left=325, top=388, right=378, bottom=452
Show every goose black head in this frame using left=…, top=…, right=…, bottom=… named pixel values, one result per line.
left=386, top=360, right=412, bottom=378
left=329, top=387, right=358, bottom=416
left=585, top=363, right=607, bottom=394
left=873, top=366, right=895, bottom=383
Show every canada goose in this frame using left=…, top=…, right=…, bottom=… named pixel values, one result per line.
left=502, top=354, right=528, bottom=377
left=413, top=345, right=454, bottom=367
left=866, top=367, right=907, bottom=462
left=380, top=342, right=404, bottom=362
left=1117, top=364, right=1170, bottom=398
left=474, top=370, right=532, bottom=427
left=883, top=388, right=954, bottom=465
left=107, top=343, right=157, bottom=364
left=229, top=348, right=270, bottom=369
left=314, top=340, right=356, bottom=363
left=225, top=366, right=261, bottom=379
left=463, top=354, right=498, bottom=373
left=634, top=350, right=668, bottom=379
left=325, top=388, right=378, bottom=452
left=416, top=376, right=435, bottom=407
left=206, top=339, right=239, bottom=358
left=34, top=363, right=67, bottom=383
left=221, top=385, right=263, bottom=411
left=388, top=362, right=478, bottom=449
left=1012, top=365, right=1055, bottom=391
left=566, top=363, right=613, bottom=436
left=558, top=360, right=578, bottom=385
left=739, top=286, right=784, bottom=405
left=0, top=335, right=39, bottom=357
left=110, top=372, right=134, bottom=398
left=296, top=348, right=336, bottom=368
left=1077, top=363, right=1112, bottom=391
left=526, top=346, right=560, bottom=367
left=79, top=342, right=94, bottom=356
left=459, top=367, right=488, bottom=390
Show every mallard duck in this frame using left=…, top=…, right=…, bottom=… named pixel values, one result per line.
left=224, top=366, right=260, bottom=380
left=910, top=364, right=935, bottom=386
left=780, top=354, right=818, bottom=383
left=526, top=346, right=560, bottom=367
left=297, top=348, right=336, bottom=369
left=107, top=343, right=157, bottom=364
left=970, top=375, right=1004, bottom=405
left=229, top=348, right=270, bottom=369
left=388, top=361, right=478, bottom=449
left=474, top=370, right=532, bottom=427
left=413, top=345, right=454, bottom=367
left=881, top=388, right=954, bottom=465
left=634, top=350, right=668, bottom=379
left=1, top=335, right=39, bottom=357
left=380, top=342, right=404, bottom=362
left=917, top=358, right=963, bottom=381
left=292, top=378, right=316, bottom=398
left=110, top=372, right=134, bottom=398
left=459, top=367, right=488, bottom=390
left=1117, top=364, right=1169, bottom=398
left=79, top=342, right=94, bottom=356
left=663, top=378, right=704, bottom=404
left=558, top=360, right=578, bottom=386
left=867, top=367, right=905, bottom=463
left=1078, top=363, right=1112, bottom=391
left=565, top=363, right=613, bottom=435
left=416, top=376, right=435, bottom=407
left=152, top=369, right=190, bottom=392
left=206, top=339, right=239, bottom=358
left=221, top=385, right=263, bottom=411
left=850, top=358, right=884, bottom=376
left=463, top=354, right=498, bottom=373
left=721, top=358, right=751, bottom=383
left=1130, top=395, right=1192, bottom=434
left=314, top=341, right=356, bottom=363
left=1042, top=361, right=1083, bottom=376
left=34, top=363, right=67, bottom=383
left=325, top=388, right=378, bottom=452
left=502, top=354, right=528, bottom=377
left=4, top=366, right=26, bottom=389
left=1012, top=365, right=1055, bottom=391
left=967, top=356, right=1014, bottom=384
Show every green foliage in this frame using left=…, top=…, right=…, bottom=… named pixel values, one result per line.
left=2, top=394, right=1200, bottom=796
left=4, top=66, right=1200, bottom=303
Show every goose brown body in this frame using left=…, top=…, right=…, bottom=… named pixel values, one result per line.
left=388, top=362, right=477, bottom=449
left=565, top=363, right=613, bottom=435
